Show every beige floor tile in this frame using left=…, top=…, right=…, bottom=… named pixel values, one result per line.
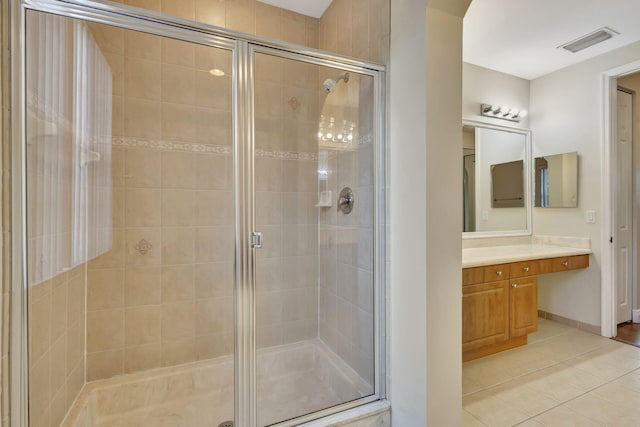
left=567, top=345, right=640, bottom=382
left=514, top=419, right=545, bottom=426
left=527, top=319, right=572, bottom=344
left=564, top=393, right=640, bottom=426
left=463, top=390, right=530, bottom=427
left=487, top=379, right=560, bottom=417
left=462, top=409, right=488, bottom=427
left=609, top=368, right=640, bottom=393
left=589, top=381, right=640, bottom=411
left=530, top=329, right=611, bottom=362
left=463, top=375, right=484, bottom=396
left=533, top=405, right=604, bottom=426
left=517, top=363, right=604, bottom=403
left=462, top=320, right=640, bottom=426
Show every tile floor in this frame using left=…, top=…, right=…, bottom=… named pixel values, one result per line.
left=463, top=318, right=640, bottom=426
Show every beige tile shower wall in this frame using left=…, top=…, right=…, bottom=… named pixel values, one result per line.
left=113, top=0, right=390, bottom=65
left=86, top=19, right=320, bottom=379
left=318, top=78, right=375, bottom=387
left=243, top=54, right=320, bottom=349
left=319, top=0, right=390, bottom=65
left=112, top=0, right=318, bottom=49
left=86, top=23, right=235, bottom=380
left=28, top=265, right=86, bottom=427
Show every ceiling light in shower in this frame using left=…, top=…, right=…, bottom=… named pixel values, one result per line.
left=481, top=104, right=527, bottom=122
left=209, top=68, right=225, bottom=77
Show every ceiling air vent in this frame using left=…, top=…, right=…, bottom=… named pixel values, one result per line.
left=559, top=27, right=619, bottom=53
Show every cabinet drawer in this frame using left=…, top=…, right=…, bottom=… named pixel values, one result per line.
left=510, top=260, right=539, bottom=278
left=483, top=264, right=509, bottom=281
left=538, top=254, right=590, bottom=274
left=463, top=267, right=484, bottom=286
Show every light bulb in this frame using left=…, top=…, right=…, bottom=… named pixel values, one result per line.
left=519, top=110, right=528, bottom=118
left=499, top=106, right=510, bottom=115
left=208, top=68, right=225, bottom=77
left=509, top=108, right=519, bottom=117
left=326, top=133, right=333, bottom=139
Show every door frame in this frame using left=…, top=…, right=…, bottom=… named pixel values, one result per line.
left=9, top=1, right=388, bottom=426
left=602, top=60, right=640, bottom=337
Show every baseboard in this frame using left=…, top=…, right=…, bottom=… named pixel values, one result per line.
left=537, top=309, right=601, bottom=335
left=633, top=309, right=640, bottom=323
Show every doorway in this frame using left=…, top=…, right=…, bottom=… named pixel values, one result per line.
left=602, top=62, right=640, bottom=338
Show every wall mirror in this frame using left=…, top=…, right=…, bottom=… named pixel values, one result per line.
left=534, top=152, right=578, bottom=208
left=463, top=120, right=532, bottom=237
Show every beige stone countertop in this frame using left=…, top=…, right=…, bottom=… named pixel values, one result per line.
left=462, top=244, right=592, bottom=268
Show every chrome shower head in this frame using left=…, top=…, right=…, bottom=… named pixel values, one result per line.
left=322, top=72, right=350, bottom=93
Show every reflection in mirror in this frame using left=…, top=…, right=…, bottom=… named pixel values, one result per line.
left=463, top=122, right=530, bottom=236
left=534, top=152, right=578, bottom=208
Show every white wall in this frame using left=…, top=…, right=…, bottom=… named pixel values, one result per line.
left=425, top=6, right=465, bottom=426
left=389, top=0, right=468, bottom=425
left=531, top=40, right=640, bottom=327
left=463, top=62, right=530, bottom=129
left=389, top=1, right=428, bottom=424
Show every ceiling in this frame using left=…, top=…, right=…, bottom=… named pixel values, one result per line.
left=463, top=0, right=640, bottom=80
left=256, top=0, right=332, bottom=18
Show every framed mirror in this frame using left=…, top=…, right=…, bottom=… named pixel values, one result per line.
left=463, top=120, right=532, bottom=237
left=534, top=152, right=578, bottom=208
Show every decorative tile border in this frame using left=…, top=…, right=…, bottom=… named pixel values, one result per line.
left=112, top=136, right=320, bottom=161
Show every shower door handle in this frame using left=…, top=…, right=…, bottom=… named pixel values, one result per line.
left=251, top=231, right=262, bottom=249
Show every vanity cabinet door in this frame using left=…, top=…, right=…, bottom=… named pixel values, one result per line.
left=509, top=276, right=538, bottom=338
left=462, top=280, right=509, bottom=352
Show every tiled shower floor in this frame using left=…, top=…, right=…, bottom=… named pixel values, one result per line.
left=95, top=371, right=343, bottom=427
left=65, top=339, right=371, bottom=427
left=463, top=318, right=640, bottom=426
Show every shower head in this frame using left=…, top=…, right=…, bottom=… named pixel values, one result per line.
left=322, top=72, right=350, bottom=93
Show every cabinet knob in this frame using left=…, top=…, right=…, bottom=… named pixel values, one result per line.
left=496, top=271, right=502, bottom=276
left=523, top=267, right=529, bottom=272
left=562, top=261, right=569, bottom=267
left=512, top=283, right=518, bottom=288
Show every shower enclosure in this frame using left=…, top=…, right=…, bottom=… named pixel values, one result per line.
left=11, top=1, right=386, bottom=426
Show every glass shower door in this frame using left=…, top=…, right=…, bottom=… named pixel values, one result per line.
left=253, top=50, right=377, bottom=426
left=24, top=10, right=236, bottom=427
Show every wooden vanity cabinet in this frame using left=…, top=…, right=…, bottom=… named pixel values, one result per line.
left=462, top=254, right=589, bottom=361
left=462, top=280, right=509, bottom=352
left=509, top=275, right=538, bottom=338
left=462, top=265, right=537, bottom=360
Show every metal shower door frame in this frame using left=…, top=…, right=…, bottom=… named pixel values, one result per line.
left=9, top=1, right=387, bottom=426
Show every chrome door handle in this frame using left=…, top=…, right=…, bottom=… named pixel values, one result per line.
left=512, top=283, right=518, bottom=288
left=496, top=271, right=502, bottom=276
left=562, top=261, right=569, bottom=267
left=251, top=231, right=262, bottom=249
left=523, top=267, right=529, bottom=272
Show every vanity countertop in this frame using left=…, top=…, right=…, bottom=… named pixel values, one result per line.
left=462, top=244, right=592, bottom=268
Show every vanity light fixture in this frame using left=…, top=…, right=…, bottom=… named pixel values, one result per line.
left=481, top=103, right=528, bottom=122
